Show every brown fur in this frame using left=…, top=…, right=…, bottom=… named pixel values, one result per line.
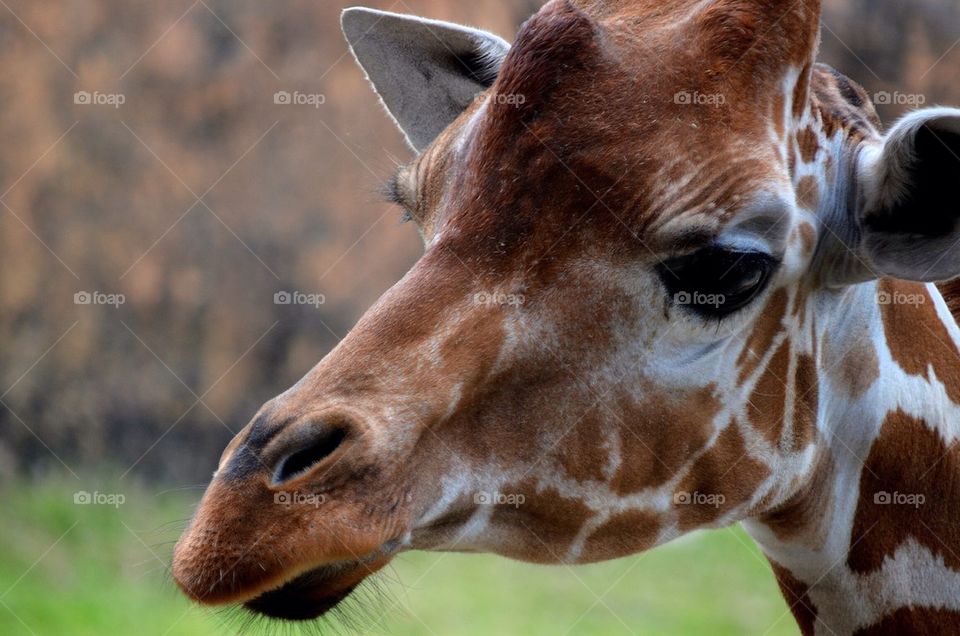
left=737, top=289, right=789, bottom=382
left=771, top=562, right=819, bottom=636
left=937, top=278, right=960, bottom=325
left=854, top=608, right=960, bottom=636
left=675, top=420, right=770, bottom=530
left=879, top=280, right=960, bottom=405
left=848, top=408, right=960, bottom=574
left=748, top=339, right=790, bottom=446
left=582, top=509, right=661, bottom=561
left=791, top=353, right=819, bottom=451
left=612, top=386, right=720, bottom=495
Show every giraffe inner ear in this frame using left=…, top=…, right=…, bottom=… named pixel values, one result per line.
left=341, top=7, right=510, bottom=153
left=829, top=108, right=960, bottom=285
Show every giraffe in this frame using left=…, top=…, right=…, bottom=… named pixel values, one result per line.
left=172, top=0, right=960, bottom=633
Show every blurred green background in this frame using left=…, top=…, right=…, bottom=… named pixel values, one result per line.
left=1, top=0, right=958, bottom=634
left=1, top=478, right=797, bottom=636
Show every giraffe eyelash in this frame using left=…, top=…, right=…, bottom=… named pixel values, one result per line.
left=380, top=173, right=403, bottom=205
left=380, top=173, right=415, bottom=224
left=657, top=247, right=779, bottom=322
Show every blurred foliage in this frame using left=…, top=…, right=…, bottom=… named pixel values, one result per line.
left=0, top=477, right=796, bottom=635
left=0, top=0, right=958, bottom=486
left=0, top=1, right=534, bottom=483
left=822, top=0, right=960, bottom=123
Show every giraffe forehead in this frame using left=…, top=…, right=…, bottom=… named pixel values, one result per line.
left=401, top=3, right=824, bottom=256
left=406, top=102, right=798, bottom=256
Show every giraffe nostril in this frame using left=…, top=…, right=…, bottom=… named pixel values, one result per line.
left=272, top=424, right=349, bottom=484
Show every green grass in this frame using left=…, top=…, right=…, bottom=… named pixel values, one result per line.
left=0, top=477, right=798, bottom=635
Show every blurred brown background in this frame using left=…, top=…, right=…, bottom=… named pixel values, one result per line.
left=1, top=0, right=957, bottom=484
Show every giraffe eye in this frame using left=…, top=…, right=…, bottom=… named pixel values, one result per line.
left=657, top=246, right=778, bottom=319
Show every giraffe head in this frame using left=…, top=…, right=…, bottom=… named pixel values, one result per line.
left=172, top=0, right=960, bottom=622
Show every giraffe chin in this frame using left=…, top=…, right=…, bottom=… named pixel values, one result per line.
left=243, top=556, right=390, bottom=622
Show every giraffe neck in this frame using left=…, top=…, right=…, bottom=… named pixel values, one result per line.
left=744, top=280, right=960, bottom=635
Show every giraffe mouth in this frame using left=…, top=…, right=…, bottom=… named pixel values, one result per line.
left=243, top=562, right=358, bottom=621
left=242, top=549, right=395, bottom=622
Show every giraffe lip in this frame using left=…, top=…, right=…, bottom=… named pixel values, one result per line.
left=243, top=561, right=361, bottom=621
left=242, top=542, right=399, bottom=622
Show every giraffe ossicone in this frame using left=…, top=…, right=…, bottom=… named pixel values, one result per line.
left=172, top=1, right=960, bottom=633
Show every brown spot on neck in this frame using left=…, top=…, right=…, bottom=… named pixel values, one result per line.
left=770, top=562, right=818, bottom=636
left=796, top=175, right=820, bottom=211
left=879, top=280, right=960, bottom=405
left=798, top=223, right=816, bottom=255
left=772, top=92, right=786, bottom=140
left=791, top=352, right=818, bottom=451
left=791, top=283, right=810, bottom=331
left=847, top=409, right=960, bottom=574
left=796, top=126, right=821, bottom=163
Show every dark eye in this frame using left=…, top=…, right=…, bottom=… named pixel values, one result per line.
left=657, top=246, right=778, bottom=319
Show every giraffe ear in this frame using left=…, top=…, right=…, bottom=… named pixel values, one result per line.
left=341, top=7, right=510, bottom=153
left=828, top=108, right=960, bottom=285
